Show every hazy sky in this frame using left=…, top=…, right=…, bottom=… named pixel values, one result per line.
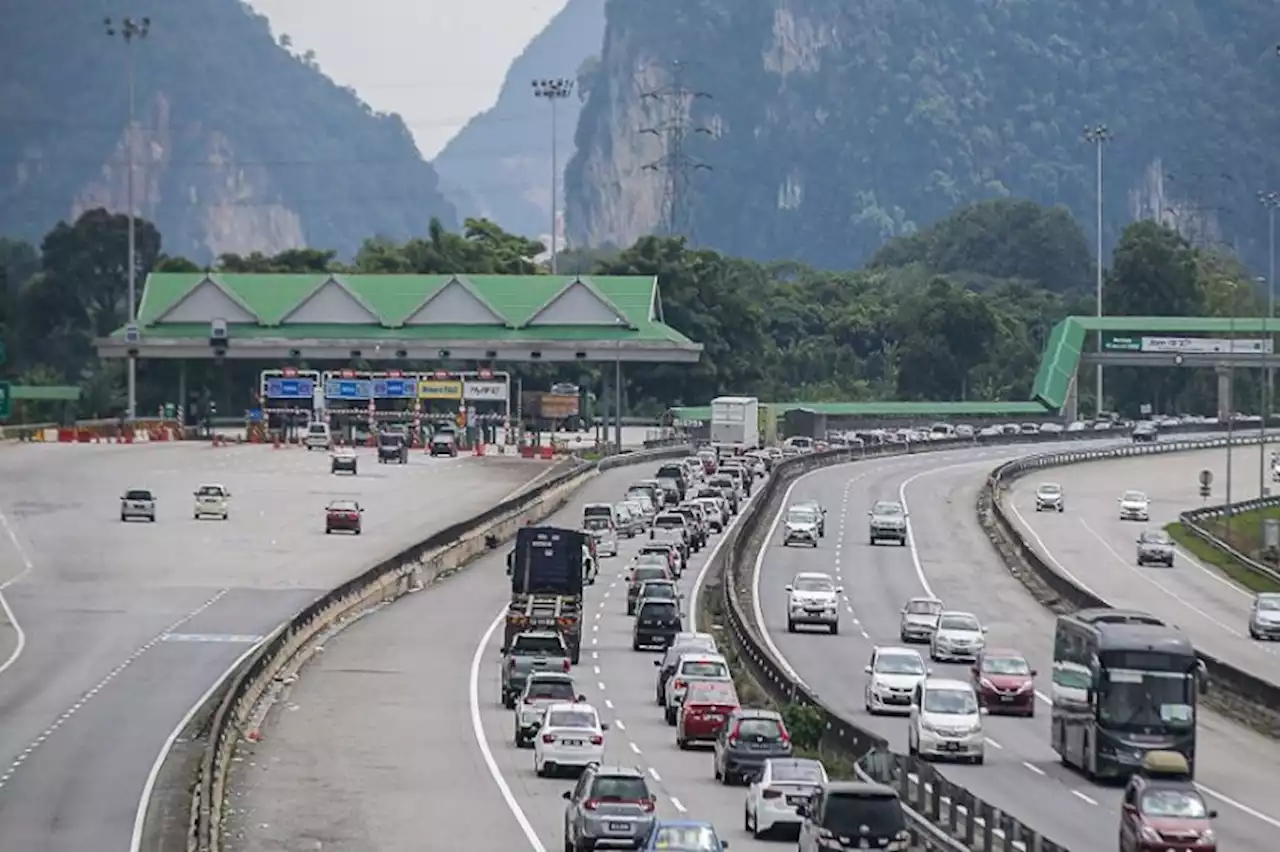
left=246, top=0, right=569, bottom=159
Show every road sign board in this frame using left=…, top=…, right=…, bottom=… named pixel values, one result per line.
left=1199, top=469, right=1213, bottom=487
left=265, top=378, right=315, bottom=399
left=1200, top=484, right=1211, bottom=498
left=0, top=381, right=9, bottom=419
left=1101, top=334, right=1143, bottom=352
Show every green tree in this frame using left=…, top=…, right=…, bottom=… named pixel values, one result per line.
left=1104, top=222, right=1204, bottom=317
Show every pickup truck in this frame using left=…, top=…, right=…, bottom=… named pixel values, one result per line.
left=501, top=630, right=572, bottom=709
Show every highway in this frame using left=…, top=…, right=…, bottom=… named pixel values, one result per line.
left=0, top=440, right=537, bottom=852
left=225, top=461, right=790, bottom=852
left=758, top=443, right=1280, bottom=851
left=1006, top=444, right=1280, bottom=687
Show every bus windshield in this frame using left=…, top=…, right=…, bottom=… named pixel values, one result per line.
left=1097, top=657, right=1196, bottom=731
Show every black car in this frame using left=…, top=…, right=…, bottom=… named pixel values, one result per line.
left=655, top=464, right=688, bottom=499
left=797, top=781, right=908, bottom=851
left=633, top=599, right=682, bottom=650
left=429, top=432, right=458, bottom=457
left=377, top=432, right=409, bottom=463
left=1132, top=422, right=1158, bottom=443
left=714, top=709, right=794, bottom=784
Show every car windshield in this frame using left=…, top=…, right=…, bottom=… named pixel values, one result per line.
left=196, top=486, right=222, bottom=496
left=711, top=478, right=732, bottom=488
left=527, top=680, right=577, bottom=700
left=681, top=660, right=728, bottom=678
left=634, top=567, right=669, bottom=582
left=1141, top=790, right=1209, bottom=819
left=1038, top=484, right=1061, bottom=495
left=982, top=656, right=1030, bottom=675
left=590, top=776, right=650, bottom=801
left=1257, top=597, right=1280, bottom=611
left=787, top=509, right=817, bottom=524
left=873, top=502, right=904, bottom=516
left=547, top=710, right=597, bottom=729
left=1123, top=491, right=1147, bottom=502
left=307, top=424, right=327, bottom=435
left=939, top=614, right=980, bottom=631
left=822, top=792, right=906, bottom=838
left=736, top=718, right=784, bottom=740
left=432, top=434, right=453, bottom=444
left=328, top=501, right=358, bottom=512
left=511, top=635, right=565, bottom=656
left=649, top=825, right=719, bottom=851
left=906, top=600, right=942, bottom=615
left=640, top=602, right=679, bottom=620
left=1140, top=532, right=1171, bottom=544
left=635, top=555, right=670, bottom=569
left=923, top=688, right=979, bottom=714
left=685, top=682, right=736, bottom=704
left=656, top=516, right=683, bottom=528
left=771, top=760, right=824, bottom=784
left=875, top=653, right=925, bottom=675
left=793, top=577, right=833, bottom=592
left=378, top=434, right=401, bottom=446
left=125, top=490, right=153, bottom=501
left=584, top=518, right=611, bottom=531
left=641, top=583, right=677, bottom=599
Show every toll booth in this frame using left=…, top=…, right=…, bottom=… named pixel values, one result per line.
left=258, top=369, right=320, bottom=441
left=321, top=369, right=427, bottom=444
left=462, top=369, right=511, bottom=446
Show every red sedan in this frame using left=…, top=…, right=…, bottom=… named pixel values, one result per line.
left=971, top=649, right=1037, bottom=716
left=325, top=500, right=364, bottom=534
left=677, top=681, right=739, bottom=749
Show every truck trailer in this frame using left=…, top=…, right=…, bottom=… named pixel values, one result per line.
left=710, top=396, right=761, bottom=451
left=505, top=525, right=585, bottom=663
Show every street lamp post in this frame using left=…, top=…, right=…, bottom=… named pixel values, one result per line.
left=1083, top=124, right=1110, bottom=418
left=532, top=78, right=574, bottom=274
left=104, top=15, right=150, bottom=421
left=1259, top=191, right=1279, bottom=419
left=1226, top=281, right=1242, bottom=535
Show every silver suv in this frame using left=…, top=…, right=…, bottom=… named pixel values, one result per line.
left=868, top=500, right=908, bottom=546
left=120, top=488, right=157, bottom=523
left=1136, top=530, right=1174, bottom=567
left=1248, top=592, right=1280, bottom=640
left=562, top=764, right=657, bottom=849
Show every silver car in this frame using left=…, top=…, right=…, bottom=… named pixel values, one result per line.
left=1136, top=530, right=1174, bottom=567
left=1248, top=592, right=1280, bottom=640
left=120, top=488, right=157, bottom=523
left=929, top=611, right=987, bottom=662
left=1034, top=483, right=1064, bottom=512
left=899, top=597, right=943, bottom=643
left=514, top=672, right=582, bottom=747
left=868, top=500, right=908, bottom=545
left=1118, top=490, right=1150, bottom=521
left=562, top=764, right=657, bottom=849
left=783, top=506, right=821, bottom=547
left=785, top=572, right=841, bottom=634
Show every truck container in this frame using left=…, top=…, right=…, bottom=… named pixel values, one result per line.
left=758, top=402, right=777, bottom=446
left=521, top=390, right=584, bottom=431
left=710, top=396, right=760, bottom=451
left=506, top=526, right=585, bottom=663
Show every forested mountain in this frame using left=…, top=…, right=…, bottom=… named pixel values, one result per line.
left=565, top=0, right=1280, bottom=272
left=431, top=0, right=605, bottom=239
left=0, top=0, right=455, bottom=265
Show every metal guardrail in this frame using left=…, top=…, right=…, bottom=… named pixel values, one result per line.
left=1180, top=495, right=1280, bottom=585
left=178, top=444, right=692, bottom=852
left=983, top=433, right=1280, bottom=741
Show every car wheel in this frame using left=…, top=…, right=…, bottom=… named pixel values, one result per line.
left=677, top=737, right=688, bottom=750
left=664, top=707, right=677, bottom=725
left=899, top=632, right=909, bottom=643
left=830, top=622, right=839, bottom=635
left=787, top=620, right=796, bottom=633
left=869, top=537, right=876, bottom=545
left=325, top=528, right=332, bottom=534
left=193, top=512, right=199, bottom=520
left=120, top=514, right=127, bottom=522
left=899, top=538, right=906, bottom=546
left=973, top=754, right=985, bottom=766
left=149, top=515, right=156, bottom=523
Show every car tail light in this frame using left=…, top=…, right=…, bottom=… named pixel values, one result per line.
left=562, top=659, right=572, bottom=672
left=582, top=800, right=599, bottom=811
left=542, top=733, right=556, bottom=744
left=640, top=799, right=656, bottom=813
left=762, top=788, right=783, bottom=800
left=673, top=679, right=685, bottom=691
left=508, top=659, right=517, bottom=671
left=590, top=735, right=604, bottom=745
left=524, top=696, right=536, bottom=705
left=778, top=724, right=791, bottom=744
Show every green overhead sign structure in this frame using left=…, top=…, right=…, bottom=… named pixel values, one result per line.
left=0, top=382, right=10, bottom=420
left=1101, top=334, right=1143, bottom=352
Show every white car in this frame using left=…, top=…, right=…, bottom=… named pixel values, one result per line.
left=899, top=597, right=943, bottom=644
left=864, top=646, right=929, bottom=715
left=745, top=757, right=829, bottom=838
left=303, top=421, right=332, bottom=450
left=929, top=611, right=987, bottom=662
left=908, top=677, right=985, bottom=764
left=782, top=505, right=821, bottom=547
left=120, top=488, right=157, bottom=523
left=192, top=484, right=230, bottom=520
left=785, top=572, right=841, bottom=634
left=1034, top=483, right=1064, bottom=512
left=585, top=518, right=619, bottom=557
left=694, top=497, right=726, bottom=532
left=532, top=702, right=608, bottom=777
left=1118, top=490, right=1150, bottom=521
left=663, top=653, right=731, bottom=725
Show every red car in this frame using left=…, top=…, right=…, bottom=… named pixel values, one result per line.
left=971, top=649, right=1037, bottom=716
left=1119, top=751, right=1217, bottom=851
left=325, top=500, right=363, bottom=534
left=677, top=680, right=739, bottom=749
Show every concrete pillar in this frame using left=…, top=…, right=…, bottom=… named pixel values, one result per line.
left=614, top=359, right=623, bottom=453
left=177, top=359, right=188, bottom=426
left=1218, top=366, right=1233, bottom=423
left=1064, top=373, right=1079, bottom=423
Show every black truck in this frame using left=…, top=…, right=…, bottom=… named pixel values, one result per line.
left=377, top=430, right=409, bottom=463
left=504, top=526, right=585, bottom=663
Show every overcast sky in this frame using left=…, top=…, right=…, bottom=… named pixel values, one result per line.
left=246, top=0, right=568, bottom=159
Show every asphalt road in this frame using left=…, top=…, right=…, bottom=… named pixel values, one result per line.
left=757, top=444, right=1280, bottom=852
left=225, top=460, right=791, bottom=852
left=0, top=440, right=538, bottom=852
left=1006, top=444, right=1280, bottom=688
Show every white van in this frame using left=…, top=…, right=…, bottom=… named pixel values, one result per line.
left=303, top=421, right=332, bottom=451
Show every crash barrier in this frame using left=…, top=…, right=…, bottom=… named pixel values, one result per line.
left=175, top=444, right=692, bottom=852
left=0, top=417, right=183, bottom=442
left=708, top=434, right=1114, bottom=851
left=1180, top=494, right=1280, bottom=586
left=984, top=434, right=1280, bottom=739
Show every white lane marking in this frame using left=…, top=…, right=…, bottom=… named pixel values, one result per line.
left=469, top=606, right=546, bottom=852
left=604, top=699, right=614, bottom=710
left=1022, top=762, right=1045, bottom=776
left=1170, top=543, right=1252, bottom=598
left=629, top=741, right=641, bottom=754
left=593, top=666, right=601, bottom=675
left=591, top=651, right=599, bottom=660
left=984, top=738, right=1003, bottom=749
left=1004, top=499, right=1102, bottom=598
left=614, top=718, right=625, bottom=730
left=130, top=634, right=269, bottom=852
left=670, top=797, right=687, bottom=813
left=0, top=588, right=228, bottom=791
left=1071, top=791, right=1098, bottom=806
left=648, top=767, right=661, bottom=781
left=598, top=681, right=606, bottom=691
left=0, top=509, right=35, bottom=588
left=0, top=509, right=32, bottom=678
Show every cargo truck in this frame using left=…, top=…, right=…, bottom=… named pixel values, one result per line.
left=710, top=395, right=760, bottom=451
left=521, top=382, right=585, bottom=432
left=504, top=526, right=585, bottom=663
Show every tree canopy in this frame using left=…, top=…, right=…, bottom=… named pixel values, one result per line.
left=0, top=197, right=1266, bottom=421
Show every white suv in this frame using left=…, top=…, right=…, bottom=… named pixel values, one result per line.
left=907, top=677, right=985, bottom=764
left=303, top=421, right=332, bottom=450
left=785, top=572, right=841, bottom=634
left=193, top=483, right=230, bottom=520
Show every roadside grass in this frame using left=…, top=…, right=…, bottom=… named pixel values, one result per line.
left=1164, top=521, right=1280, bottom=594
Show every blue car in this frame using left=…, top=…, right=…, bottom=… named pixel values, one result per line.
left=643, top=820, right=729, bottom=852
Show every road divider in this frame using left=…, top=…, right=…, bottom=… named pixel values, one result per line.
left=981, top=433, right=1280, bottom=741
left=1179, top=494, right=1280, bottom=586
left=142, top=444, right=691, bottom=852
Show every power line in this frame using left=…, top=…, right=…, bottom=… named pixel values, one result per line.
left=639, top=60, right=712, bottom=238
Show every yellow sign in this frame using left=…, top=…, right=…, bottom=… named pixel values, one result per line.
left=418, top=379, right=462, bottom=399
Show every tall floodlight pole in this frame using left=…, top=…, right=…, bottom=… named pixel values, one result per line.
left=532, top=79, right=574, bottom=274
left=1227, top=282, right=1239, bottom=535
left=105, top=15, right=150, bottom=420
left=1083, top=125, right=1110, bottom=417
left=1260, top=191, right=1279, bottom=422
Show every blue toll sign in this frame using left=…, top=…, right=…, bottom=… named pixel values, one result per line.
left=265, top=378, right=315, bottom=399
left=373, top=378, right=418, bottom=398
left=325, top=379, right=373, bottom=400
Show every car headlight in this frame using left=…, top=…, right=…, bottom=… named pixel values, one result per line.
left=1138, top=825, right=1162, bottom=844
left=1199, top=829, right=1215, bottom=843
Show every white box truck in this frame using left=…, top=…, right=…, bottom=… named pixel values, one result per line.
left=710, top=396, right=760, bottom=451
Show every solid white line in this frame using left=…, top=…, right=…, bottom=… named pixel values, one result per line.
left=0, top=509, right=31, bottom=678
left=1022, top=762, right=1045, bottom=776
left=1071, top=790, right=1098, bottom=806
left=629, top=741, right=641, bottom=754
left=670, top=796, right=687, bottom=813
left=1004, top=500, right=1101, bottom=598
left=470, top=606, right=546, bottom=852
left=129, top=636, right=270, bottom=852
